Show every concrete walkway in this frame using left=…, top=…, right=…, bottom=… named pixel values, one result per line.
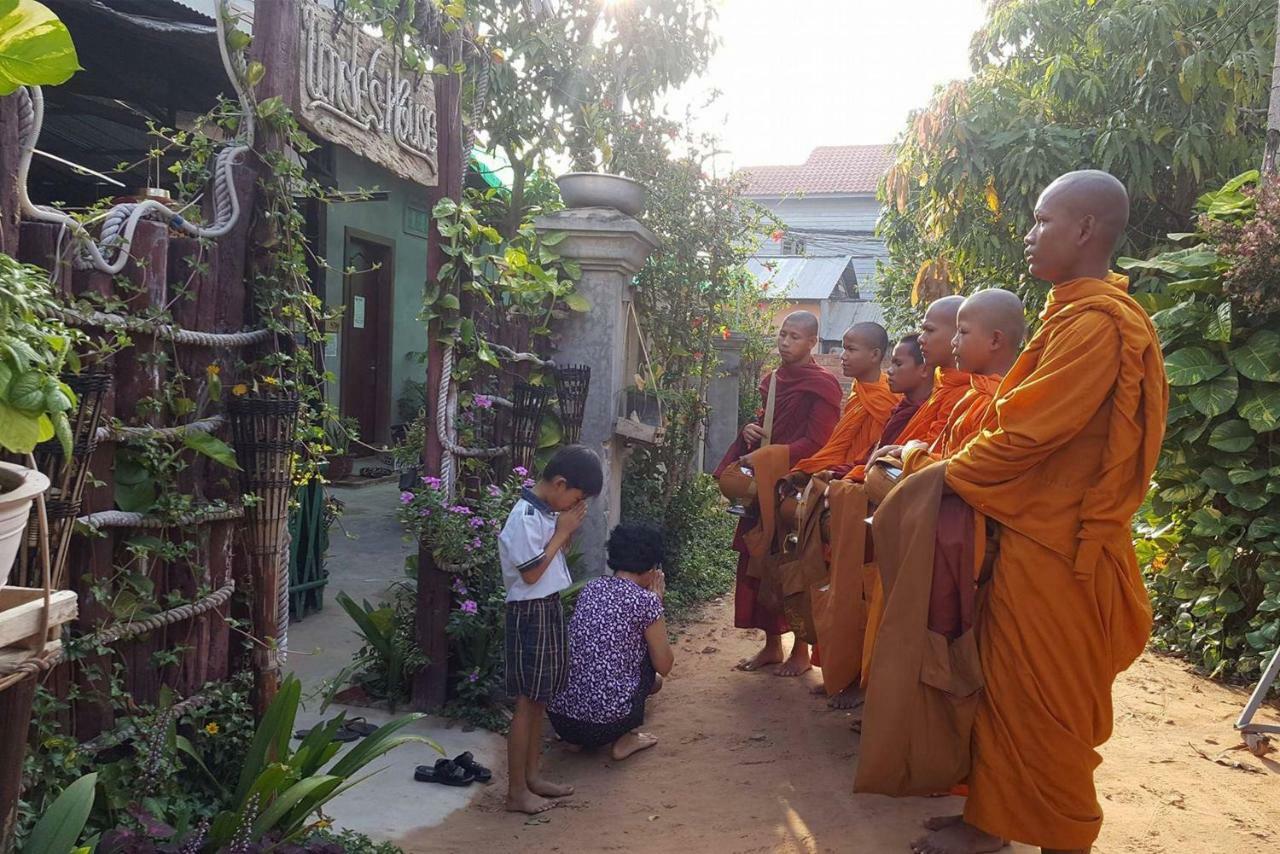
left=286, top=481, right=504, bottom=840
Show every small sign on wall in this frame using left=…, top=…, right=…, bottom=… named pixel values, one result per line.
left=404, top=204, right=430, bottom=238
left=353, top=296, right=366, bottom=329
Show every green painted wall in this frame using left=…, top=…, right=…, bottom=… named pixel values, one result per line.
left=322, top=146, right=432, bottom=436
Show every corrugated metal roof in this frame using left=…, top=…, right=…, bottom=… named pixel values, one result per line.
left=739, top=145, right=896, bottom=197
left=820, top=300, right=887, bottom=341
left=747, top=255, right=855, bottom=301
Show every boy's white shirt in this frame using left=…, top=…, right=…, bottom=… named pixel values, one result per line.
left=498, top=487, right=572, bottom=602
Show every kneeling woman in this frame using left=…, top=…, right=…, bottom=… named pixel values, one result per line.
left=548, top=523, right=674, bottom=760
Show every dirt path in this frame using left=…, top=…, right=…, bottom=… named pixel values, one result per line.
left=400, top=598, right=1279, bottom=853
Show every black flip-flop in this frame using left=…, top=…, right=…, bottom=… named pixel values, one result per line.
left=452, top=751, right=492, bottom=783
left=414, top=758, right=475, bottom=786
left=360, top=466, right=393, bottom=478
left=294, top=725, right=360, bottom=743
left=345, top=717, right=378, bottom=737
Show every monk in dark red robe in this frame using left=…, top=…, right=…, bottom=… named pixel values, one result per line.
left=715, top=310, right=842, bottom=675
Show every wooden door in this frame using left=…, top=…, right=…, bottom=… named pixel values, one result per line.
left=340, top=231, right=394, bottom=446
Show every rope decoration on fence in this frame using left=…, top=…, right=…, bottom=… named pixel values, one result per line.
left=89, top=580, right=236, bottom=648
left=77, top=505, right=244, bottom=531
left=60, top=307, right=274, bottom=348
left=96, top=414, right=228, bottom=444
left=491, top=342, right=555, bottom=368
left=13, top=7, right=254, bottom=275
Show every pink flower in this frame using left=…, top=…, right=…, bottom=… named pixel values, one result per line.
left=523, top=478, right=536, bottom=489
left=450, top=505, right=472, bottom=516
left=513, top=466, right=528, bottom=477
left=474, top=394, right=493, bottom=409
left=419, top=507, right=432, bottom=517
left=470, top=537, right=483, bottom=549
left=468, top=516, right=485, bottom=529
left=421, top=476, right=442, bottom=489
left=461, top=599, right=478, bottom=614
left=452, top=578, right=468, bottom=595
left=487, top=485, right=502, bottom=497
left=467, top=669, right=480, bottom=683
left=399, top=491, right=414, bottom=504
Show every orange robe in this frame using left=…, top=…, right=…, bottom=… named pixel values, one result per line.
left=945, top=274, right=1168, bottom=849
left=795, top=375, right=899, bottom=474
left=843, top=368, right=973, bottom=482
left=901, top=373, right=1004, bottom=474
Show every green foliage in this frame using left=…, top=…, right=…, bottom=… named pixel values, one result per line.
left=1127, top=173, right=1280, bottom=682
left=333, top=585, right=425, bottom=708
left=622, top=469, right=735, bottom=620
left=22, top=772, right=96, bottom=854
left=0, top=0, right=80, bottom=95
left=878, top=0, right=1274, bottom=331
left=0, top=254, right=81, bottom=455
left=205, top=675, right=440, bottom=849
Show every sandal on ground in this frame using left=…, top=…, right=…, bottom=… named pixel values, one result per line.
left=452, top=751, right=492, bottom=783
left=360, top=466, right=393, bottom=478
left=415, top=759, right=475, bottom=786
left=344, top=716, right=378, bottom=737
left=294, top=725, right=361, bottom=743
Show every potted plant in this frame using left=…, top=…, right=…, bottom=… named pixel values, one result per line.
left=558, top=104, right=648, bottom=216
left=323, top=415, right=359, bottom=480
left=0, top=254, right=79, bottom=586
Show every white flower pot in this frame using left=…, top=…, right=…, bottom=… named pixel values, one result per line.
left=0, top=462, right=50, bottom=590
left=555, top=172, right=647, bottom=217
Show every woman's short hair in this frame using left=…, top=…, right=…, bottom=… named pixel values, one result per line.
left=606, top=522, right=666, bottom=573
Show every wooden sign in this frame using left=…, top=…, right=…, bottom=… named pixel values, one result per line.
left=299, top=1, right=438, bottom=186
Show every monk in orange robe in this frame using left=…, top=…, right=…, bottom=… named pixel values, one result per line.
left=890, top=289, right=1026, bottom=473
left=911, top=171, right=1167, bottom=854
left=848, top=296, right=972, bottom=482
left=880, top=334, right=935, bottom=446
left=794, top=322, right=899, bottom=478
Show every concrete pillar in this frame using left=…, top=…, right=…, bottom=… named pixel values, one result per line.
left=704, top=332, right=747, bottom=473
left=535, top=207, right=659, bottom=568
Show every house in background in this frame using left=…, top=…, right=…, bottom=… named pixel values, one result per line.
left=738, top=144, right=896, bottom=351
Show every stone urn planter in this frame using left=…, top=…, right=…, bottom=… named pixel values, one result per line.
left=0, top=462, right=50, bottom=590
left=556, top=172, right=647, bottom=217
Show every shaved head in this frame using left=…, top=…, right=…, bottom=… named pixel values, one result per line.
left=954, top=288, right=1026, bottom=375
left=1025, top=170, right=1130, bottom=285
left=919, top=295, right=964, bottom=370
left=848, top=321, right=889, bottom=356
left=959, top=289, right=1026, bottom=349
left=778, top=310, right=819, bottom=364
left=782, top=310, right=819, bottom=338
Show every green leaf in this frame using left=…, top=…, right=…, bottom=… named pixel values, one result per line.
left=1119, top=245, right=1218, bottom=276
left=563, top=293, right=592, bottom=313
left=1237, top=383, right=1280, bottom=432
left=24, top=771, right=96, bottom=854
left=1216, top=587, right=1245, bottom=615
left=1199, top=466, right=1234, bottom=493
left=438, top=293, right=460, bottom=311
left=1159, top=482, right=1203, bottom=502
left=1230, top=329, right=1280, bottom=382
left=1208, top=420, right=1253, bottom=452
left=540, top=230, right=568, bottom=246
left=1189, top=508, right=1226, bottom=536
left=183, top=430, right=241, bottom=470
left=1208, top=546, right=1234, bottom=578
left=8, top=369, right=44, bottom=410
left=1226, top=485, right=1268, bottom=511
left=1164, top=347, right=1227, bottom=386
left=0, top=398, right=43, bottom=453
left=1188, top=370, right=1237, bottom=417
left=1248, top=518, right=1280, bottom=541
left=0, top=0, right=81, bottom=95
left=1204, top=301, right=1231, bottom=342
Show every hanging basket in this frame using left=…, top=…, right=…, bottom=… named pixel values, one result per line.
left=510, top=382, right=553, bottom=473
left=228, top=391, right=300, bottom=668
left=17, top=369, right=112, bottom=590
left=553, top=365, right=591, bottom=446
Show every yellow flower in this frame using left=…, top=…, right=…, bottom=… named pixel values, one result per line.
left=262, top=375, right=279, bottom=386
left=206, top=364, right=221, bottom=377
left=204, top=722, right=220, bottom=735
left=313, top=819, right=333, bottom=830
left=232, top=384, right=249, bottom=396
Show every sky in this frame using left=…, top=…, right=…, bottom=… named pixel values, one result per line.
left=666, top=0, right=990, bottom=173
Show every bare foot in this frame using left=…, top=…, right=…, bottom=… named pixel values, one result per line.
left=735, top=647, right=783, bottom=672
left=828, top=685, right=863, bottom=710
left=528, top=777, right=574, bottom=799
left=610, top=731, right=658, bottom=761
left=506, top=791, right=556, bottom=815
left=775, top=647, right=812, bottom=677
left=922, top=815, right=963, bottom=831
left=910, top=821, right=1005, bottom=854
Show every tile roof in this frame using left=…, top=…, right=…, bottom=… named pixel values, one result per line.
left=739, top=144, right=896, bottom=197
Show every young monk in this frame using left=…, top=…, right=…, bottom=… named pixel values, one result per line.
left=849, top=296, right=971, bottom=482
left=882, top=288, right=1026, bottom=471
left=911, top=171, right=1168, bottom=854
left=793, top=322, right=898, bottom=479
left=714, top=311, right=842, bottom=676
left=881, top=334, right=934, bottom=446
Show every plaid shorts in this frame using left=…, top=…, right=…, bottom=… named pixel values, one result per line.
left=504, top=593, right=568, bottom=702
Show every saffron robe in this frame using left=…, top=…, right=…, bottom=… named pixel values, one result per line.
left=843, top=368, right=973, bottom=482
left=901, top=373, right=1004, bottom=474
left=794, top=375, right=899, bottom=475
left=716, top=359, right=842, bottom=633
left=945, top=274, right=1168, bottom=849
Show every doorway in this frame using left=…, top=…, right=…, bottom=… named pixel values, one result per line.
left=341, top=229, right=394, bottom=446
